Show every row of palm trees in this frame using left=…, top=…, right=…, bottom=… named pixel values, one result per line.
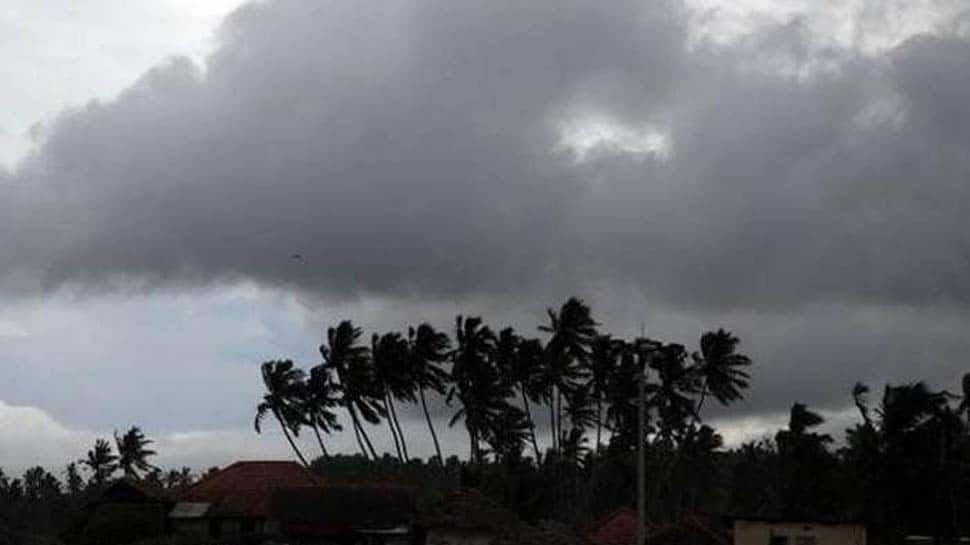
left=255, top=297, right=753, bottom=466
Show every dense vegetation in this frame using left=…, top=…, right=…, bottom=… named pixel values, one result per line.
left=2, top=298, right=970, bottom=544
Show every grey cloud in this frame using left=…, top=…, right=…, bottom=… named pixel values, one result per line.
left=4, top=0, right=970, bottom=434
left=3, top=1, right=970, bottom=314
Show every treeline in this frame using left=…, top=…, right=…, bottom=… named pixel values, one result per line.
left=256, top=297, right=752, bottom=467
left=258, top=296, right=970, bottom=542
left=0, top=426, right=214, bottom=541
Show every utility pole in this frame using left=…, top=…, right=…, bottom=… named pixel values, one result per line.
left=637, top=370, right=646, bottom=545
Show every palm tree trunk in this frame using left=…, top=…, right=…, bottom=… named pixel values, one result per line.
left=388, top=395, right=410, bottom=461
left=273, top=409, right=310, bottom=468
left=419, top=388, right=443, bottom=464
left=549, top=391, right=558, bottom=453
left=521, top=389, right=541, bottom=464
left=351, top=417, right=369, bottom=458
left=347, top=405, right=373, bottom=459
left=556, top=387, right=563, bottom=453
left=596, top=397, right=603, bottom=452
left=384, top=393, right=404, bottom=461
left=356, top=412, right=380, bottom=460
left=311, top=422, right=329, bottom=459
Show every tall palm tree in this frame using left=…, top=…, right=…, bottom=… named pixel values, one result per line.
left=406, top=323, right=452, bottom=464
left=647, top=342, right=697, bottom=442
left=304, top=365, right=343, bottom=459
left=589, top=334, right=622, bottom=451
left=114, top=426, right=157, bottom=479
left=254, top=359, right=310, bottom=467
left=499, top=330, right=545, bottom=463
left=690, top=329, right=752, bottom=421
left=449, top=315, right=501, bottom=463
left=540, top=297, right=597, bottom=453
left=372, top=331, right=412, bottom=461
left=80, top=438, right=117, bottom=487
left=320, top=321, right=384, bottom=460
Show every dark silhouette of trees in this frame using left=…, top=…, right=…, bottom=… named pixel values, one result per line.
left=303, top=365, right=343, bottom=459
left=406, top=323, right=451, bottom=464
left=254, top=359, right=310, bottom=467
left=80, top=438, right=117, bottom=487
left=114, top=426, right=157, bottom=479
left=320, top=321, right=384, bottom=460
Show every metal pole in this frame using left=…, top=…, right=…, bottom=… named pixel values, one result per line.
left=637, top=372, right=646, bottom=545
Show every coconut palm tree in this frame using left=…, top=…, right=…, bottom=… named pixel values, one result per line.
left=589, top=334, right=623, bottom=451
left=254, top=359, right=310, bottom=467
left=540, top=297, right=597, bottom=453
left=406, top=323, right=451, bottom=464
left=80, top=438, right=117, bottom=487
left=372, top=331, right=412, bottom=461
left=691, top=329, right=751, bottom=420
left=498, top=330, right=545, bottom=463
left=320, top=321, right=384, bottom=460
left=448, top=315, right=502, bottom=463
left=304, top=365, right=343, bottom=459
left=114, top=426, right=157, bottom=479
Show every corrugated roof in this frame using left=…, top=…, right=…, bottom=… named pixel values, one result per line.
left=168, top=502, right=210, bottom=519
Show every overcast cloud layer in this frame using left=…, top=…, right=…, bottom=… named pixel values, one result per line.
left=3, top=0, right=970, bottom=471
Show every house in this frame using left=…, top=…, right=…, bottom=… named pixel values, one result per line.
left=588, top=509, right=638, bottom=545
left=170, top=460, right=325, bottom=540
left=588, top=510, right=728, bottom=545
left=169, top=460, right=416, bottom=544
left=732, top=518, right=866, bottom=545
left=64, top=480, right=172, bottom=545
left=418, top=489, right=524, bottom=545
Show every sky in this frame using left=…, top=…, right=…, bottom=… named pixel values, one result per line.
left=2, top=0, right=970, bottom=475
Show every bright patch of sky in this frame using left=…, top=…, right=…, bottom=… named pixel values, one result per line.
left=0, top=0, right=245, bottom=167
left=685, top=0, right=968, bottom=53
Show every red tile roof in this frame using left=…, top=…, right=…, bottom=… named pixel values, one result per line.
left=589, top=509, right=640, bottom=545
left=588, top=511, right=729, bottom=545
left=177, top=461, right=324, bottom=517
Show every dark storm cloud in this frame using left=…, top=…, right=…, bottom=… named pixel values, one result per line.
left=0, top=0, right=685, bottom=300
left=4, top=0, right=970, bottom=426
left=4, top=1, right=970, bottom=313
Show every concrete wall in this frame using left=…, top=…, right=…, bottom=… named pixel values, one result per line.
left=734, top=520, right=866, bottom=545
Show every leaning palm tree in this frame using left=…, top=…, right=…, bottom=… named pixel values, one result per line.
left=303, top=365, right=344, bottom=459
left=254, top=359, right=310, bottom=467
left=80, top=438, right=117, bottom=487
left=114, top=426, right=157, bottom=479
left=690, top=328, right=752, bottom=420
left=320, top=321, right=384, bottom=460
left=372, top=331, right=412, bottom=461
left=407, top=323, right=452, bottom=464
